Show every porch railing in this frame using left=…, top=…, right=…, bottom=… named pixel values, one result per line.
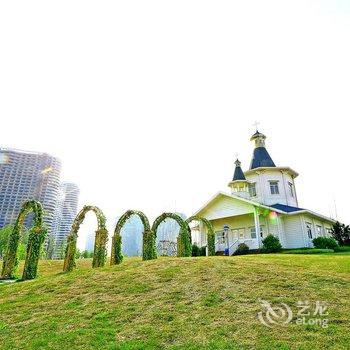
left=228, top=239, right=239, bottom=255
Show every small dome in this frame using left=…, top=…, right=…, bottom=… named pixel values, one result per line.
left=249, top=130, right=276, bottom=169
left=250, top=130, right=266, bottom=141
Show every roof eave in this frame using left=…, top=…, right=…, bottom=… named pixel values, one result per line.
left=286, top=209, right=336, bottom=223
left=191, top=191, right=286, bottom=218
left=228, top=180, right=248, bottom=186
left=244, top=166, right=299, bottom=178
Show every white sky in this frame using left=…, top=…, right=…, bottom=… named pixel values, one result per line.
left=1, top=1, right=350, bottom=246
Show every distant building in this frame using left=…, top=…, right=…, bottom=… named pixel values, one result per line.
left=115, top=215, right=143, bottom=257
left=53, top=182, right=79, bottom=257
left=85, top=230, right=95, bottom=253
left=156, top=213, right=187, bottom=256
left=0, top=148, right=61, bottom=235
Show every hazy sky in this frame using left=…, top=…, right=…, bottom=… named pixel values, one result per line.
left=1, top=1, right=350, bottom=246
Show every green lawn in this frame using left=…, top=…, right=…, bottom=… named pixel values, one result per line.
left=0, top=253, right=349, bottom=350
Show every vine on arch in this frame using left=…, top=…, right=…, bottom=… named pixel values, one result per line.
left=111, top=210, right=156, bottom=265
left=63, top=205, right=108, bottom=272
left=1, top=200, right=47, bottom=280
left=186, top=216, right=215, bottom=256
left=152, top=213, right=192, bottom=257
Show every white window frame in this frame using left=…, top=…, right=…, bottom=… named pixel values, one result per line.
left=269, top=181, right=280, bottom=195
left=250, top=227, right=257, bottom=239
left=250, top=226, right=264, bottom=239
left=248, top=183, right=257, bottom=197
left=325, top=228, right=332, bottom=236
left=306, top=222, right=313, bottom=239
left=316, top=225, right=322, bottom=237
left=232, top=228, right=246, bottom=240
left=288, top=182, right=294, bottom=197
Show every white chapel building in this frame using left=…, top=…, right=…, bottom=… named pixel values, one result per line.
left=191, top=130, right=335, bottom=254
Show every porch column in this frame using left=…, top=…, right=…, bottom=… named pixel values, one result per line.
left=254, top=207, right=261, bottom=248
left=276, top=215, right=284, bottom=247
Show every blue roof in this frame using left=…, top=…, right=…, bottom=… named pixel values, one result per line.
left=250, top=147, right=276, bottom=169
left=232, top=164, right=246, bottom=181
left=270, top=203, right=304, bottom=213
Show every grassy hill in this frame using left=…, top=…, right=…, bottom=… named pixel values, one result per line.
left=0, top=254, right=350, bottom=350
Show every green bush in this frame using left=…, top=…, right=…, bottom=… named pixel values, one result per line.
left=199, top=246, right=206, bottom=256
left=262, top=234, right=282, bottom=253
left=283, top=248, right=334, bottom=254
left=312, top=237, right=338, bottom=250
left=234, top=243, right=249, bottom=255
left=334, top=246, right=350, bottom=252
left=75, top=248, right=81, bottom=259
left=192, top=244, right=200, bottom=257
left=191, top=244, right=206, bottom=257
left=0, top=225, right=13, bottom=260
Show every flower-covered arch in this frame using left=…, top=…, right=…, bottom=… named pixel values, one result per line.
left=152, top=213, right=192, bottom=257
left=63, top=205, right=108, bottom=272
left=1, top=200, right=47, bottom=280
left=110, top=210, right=156, bottom=265
left=186, top=216, right=215, bottom=256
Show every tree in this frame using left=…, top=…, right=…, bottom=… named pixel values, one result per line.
left=0, top=225, right=29, bottom=261
left=58, top=240, right=67, bottom=260
left=75, top=248, right=81, bottom=259
left=331, top=221, right=350, bottom=246
left=45, top=234, right=56, bottom=260
left=81, top=250, right=93, bottom=258
left=18, top=230, right=29, bottom=260
left=0, top=225, right=13, bottom=259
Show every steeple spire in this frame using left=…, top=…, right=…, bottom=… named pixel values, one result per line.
left=232, top=159, right=246, bottom=181
left=249, top=130, right=276, bottom=169
left=228, top=159, right=250, bottom=198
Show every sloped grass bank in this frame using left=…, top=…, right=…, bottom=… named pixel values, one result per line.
left=0, top=254, right=349, bottom=350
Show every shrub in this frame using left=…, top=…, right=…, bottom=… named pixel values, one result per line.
left=234, top=243, right=249, bottom=255
left=313, top=237, right=338, bottom=250
left=334, top=246, right=350, bottom=252
left=283, top=248, right=334, bottom=254
left=75, top=248, right=81, bottom=259
left=192, top=244, right=206, bottom=256
left=191, top=244, right=200, bottom=257
left=199, top=246, right=206, bottom=256
left=262, top=234, right=282, bottom=253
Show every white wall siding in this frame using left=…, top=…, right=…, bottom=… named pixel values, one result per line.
left=245, top=169, right=298, bottom=207
left=262, top=215, right=280, bottom=240
left=302, top=214, right=334, bottom=240
left=199, top=195, right=254, bottom=221
left=283, top=215, right=305, bottom=248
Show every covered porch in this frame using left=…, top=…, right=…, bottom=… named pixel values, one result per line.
left=190, top=192, right=284, bottom=255
left=212, top=213, right=261, bottom=255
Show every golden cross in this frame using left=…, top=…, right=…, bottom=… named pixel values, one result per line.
left=253, top=121, right=260, bottom=131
